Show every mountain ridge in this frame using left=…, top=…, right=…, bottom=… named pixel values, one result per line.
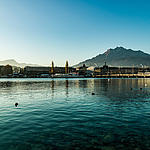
left=74, top=47, right=150, bottom=67
left=0, top=59, right=40, bottom=67
left=1, top=47, right=150, bottom=68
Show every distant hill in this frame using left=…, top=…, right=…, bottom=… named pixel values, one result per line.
left=0, top=59, right=39, bottom=68
left=74, top=47, right=150, bottom=67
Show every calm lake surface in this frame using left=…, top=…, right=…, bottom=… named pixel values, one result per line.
left=0, top=78, right=150, bottom=150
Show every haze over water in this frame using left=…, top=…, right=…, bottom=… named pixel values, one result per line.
left=0, top=78, right=150, bottom=150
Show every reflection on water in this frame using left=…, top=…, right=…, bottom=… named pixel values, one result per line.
left=0, top=78, right=150, bottom=150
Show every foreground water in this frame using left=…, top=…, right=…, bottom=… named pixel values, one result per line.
left=0, top=78, right=150, bottom=150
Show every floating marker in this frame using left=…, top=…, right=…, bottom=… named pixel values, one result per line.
left=15, top=103, right=18, bottom=107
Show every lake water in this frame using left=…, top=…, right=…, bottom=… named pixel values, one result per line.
left=0, top=78, right=150, bottom=150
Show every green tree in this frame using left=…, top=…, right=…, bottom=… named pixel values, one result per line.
left=51, top=61, right=55, bottom=74
left=65, top=61, right=69, bottom=74
left=1, top=65, right=13, bottom=76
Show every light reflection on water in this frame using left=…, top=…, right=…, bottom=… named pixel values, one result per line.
left=0, top=78, right=150, bottom=150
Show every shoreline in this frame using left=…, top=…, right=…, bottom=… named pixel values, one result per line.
left=0, top=76, right=150, bottom=79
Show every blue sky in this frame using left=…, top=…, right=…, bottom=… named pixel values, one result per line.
left=0, top=0, right=150, bottom=66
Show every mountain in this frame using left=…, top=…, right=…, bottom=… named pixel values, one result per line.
left=0, top=59, right=39, bottom=68
left=74, top=47, right=150, bottom=67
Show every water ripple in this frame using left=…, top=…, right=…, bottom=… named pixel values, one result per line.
left=0, top=78, right=150, bottom=149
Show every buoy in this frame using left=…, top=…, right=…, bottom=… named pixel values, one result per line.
left=15, top=103, right=18, bottom=107
left=92, top=93, right=95, bottom=95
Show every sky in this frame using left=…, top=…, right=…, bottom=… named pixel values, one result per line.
left=0, top=0, right=150, bottom=66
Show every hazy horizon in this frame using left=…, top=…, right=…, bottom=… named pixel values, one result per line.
left=0, top=46, right=149, bottom=67
left=1, top=0, right=150, bottom=66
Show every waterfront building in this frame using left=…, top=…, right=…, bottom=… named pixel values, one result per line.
left=94, top=62, right=150, bottom=77
left=76, top=64, right=90, bottom=76
left=87, top=66, right=95, bottom=71
left=24, top=63, right=76, bottom=77
left=54, top=67, right=75, bottom=74
left=24, top=66, right=50, bottom=77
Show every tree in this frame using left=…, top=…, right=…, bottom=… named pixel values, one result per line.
left=1, top=65, right=13, bottom=76
left=51, top=61, right=55, bottom=74
left=65, top=61, right=69, bottom=74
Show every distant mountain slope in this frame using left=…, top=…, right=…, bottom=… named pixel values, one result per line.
left=0, top=59, right=39, bottom=67
left=74, top=47, right=150, bottom=67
